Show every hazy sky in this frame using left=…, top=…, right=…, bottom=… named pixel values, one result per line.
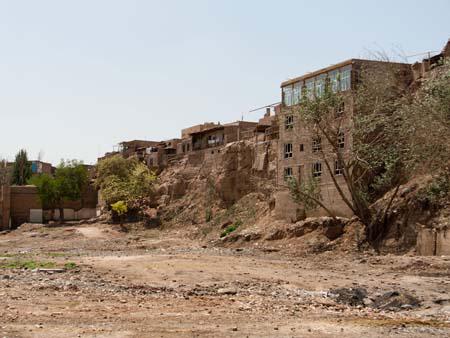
left=1, top=0, right=449, bottom=164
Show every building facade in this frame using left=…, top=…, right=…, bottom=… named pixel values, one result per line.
left=277, top=59, right=412, bottom=217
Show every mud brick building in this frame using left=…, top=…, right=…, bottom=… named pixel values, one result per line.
left=119, top=140, right=160, bottom=161
left=146, top=139, right=181, bottom=170
left=276, top=59, right=412, bottom=218
left=190, top=121, right=258, bottom=152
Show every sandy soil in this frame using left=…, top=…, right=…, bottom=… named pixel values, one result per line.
left=0, top=222, right=449, bottom=337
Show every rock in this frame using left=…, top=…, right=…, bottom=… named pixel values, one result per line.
left=265, top=229, right=286, bottom=241
left=363, top=298, right=374, bottom=306
left=329, top=287, right=368, bottom=306
left=144, top=208, right=161, bottom=229
left=371, top=291, right=420, bottom=311
left=323, top=223, right=344, bottom=240
left=217, top=288, right=238, bottom=295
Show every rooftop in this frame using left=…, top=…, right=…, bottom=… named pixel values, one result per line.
left=281, top=58, right=411, bottom=87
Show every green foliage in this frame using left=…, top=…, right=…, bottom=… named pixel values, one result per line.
left=220, top=219, right=242, bottom=238
left=96, top=155, right=156, bottom=208
left=287, top=176, right=322, bottom=211
left=0, top=159, right=10, bottom=185
left=29, top=174, right=59, bottom=209
left=399, top=58, right=450, bottom=171
left=64, top=262, right=78, bottom=270
left=29, top=160, right=88, bottom=219
left=12, top=149, right=32, bottom=185
left=55, top=160, right=88, bottom=201
left=293, top=62, right=415, bottom=224
left=0, top=259, right=56, bottom=270
left=417, top=170, right=450, bottom=207
left=111, top=200, right=128, bottom=216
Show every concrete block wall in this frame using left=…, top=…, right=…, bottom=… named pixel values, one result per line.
left=416, top=227, right=450, bottom=256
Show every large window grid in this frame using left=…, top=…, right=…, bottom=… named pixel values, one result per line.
left=305, top=79, right=315, bottom=99
left=340, top=66, right=351, bottom=91
left=315, top=75, right=326, bottom=97
left=283, top=86, right=293, bottom=106
left=281, top=65, right=352, bottom=106
left=293, top=82, right=302, bottom=105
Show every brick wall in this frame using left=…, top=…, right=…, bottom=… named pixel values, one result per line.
left=8, top=184, right=98, bottom=227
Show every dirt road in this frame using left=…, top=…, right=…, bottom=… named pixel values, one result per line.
left=0, top=223, right=449, bottom=337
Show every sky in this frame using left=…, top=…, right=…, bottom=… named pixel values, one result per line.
left=0, top=0, right=449, bottom=165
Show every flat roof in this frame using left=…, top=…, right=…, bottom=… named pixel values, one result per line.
left=281, top=58, right=410, bottom=87
left=189, top=125, right=224, bottom=136
left=120, top=140, right=160, bottom=146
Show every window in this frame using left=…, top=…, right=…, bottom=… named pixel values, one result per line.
left=293, top=82, right=302, bottom=105
left=283, top=85, right=293, bottom=106
left=299, top=144, right=304, bottom=152
left=335, top=160, right=344, bottom=176
left=285, top=115, right=294, bottom=130
left=338, top=131, right=345, bottom=149
left=312, top=162, right=322, bottom=178
left=329, top=70, right=339, bottom=93
left=305, top=78, right=315, bottom=99
left=284, top=143, right=293, bottom=159
left=315, top=75, right=326, bottom=97
left=336, top=102, right=345, bottom=117
left=340, top=66, right=351, bottom=91
left=187, top=144, right=190, bottom=152
left=312, top=137, right=322, bottom=153
left=284, top=167, right=293, bottom=179
left=182, top=144, right=186, bottom=153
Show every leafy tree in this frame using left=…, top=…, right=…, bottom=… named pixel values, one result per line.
left=30, top=160, right=88, bottom=222
left=288, top=57, right=450, bottom=247
left=12, top=149, right=32, bottom=185
left=0, top=159, right=10, bottom=186
left=96, top=155, right=156, bottom=210
left=399, top=58, right=450, bottom=172
left=288, top=61, right=414, bottom=246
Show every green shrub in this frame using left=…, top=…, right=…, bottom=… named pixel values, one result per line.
left=418, top=172, right=450, bottom=207
left=111, top=200, right=128, bottom=216
left=64, top=262, right=78, bottom=270
left=220, top=220, right=242, bottom=238
left=0, top=260, right=56, bottom=270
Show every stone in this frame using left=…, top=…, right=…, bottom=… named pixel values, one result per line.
left=329, top=287, right=368, bottom=306
left=217, top=288, right=238, bottom=295
left=371, top=291, right=420, bottom=311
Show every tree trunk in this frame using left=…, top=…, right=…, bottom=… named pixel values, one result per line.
left=59, top=207, right=64, bottom=224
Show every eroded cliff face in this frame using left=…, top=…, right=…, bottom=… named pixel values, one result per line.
left=154, top=140, right=277, bottom=233
left=153, top=138, right=450, bottom=255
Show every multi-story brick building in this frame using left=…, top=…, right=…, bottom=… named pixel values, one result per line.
left=277, top=59, right=412, bottom=217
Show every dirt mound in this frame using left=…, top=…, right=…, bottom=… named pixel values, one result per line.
left=371, top=171, right=450, bottom=253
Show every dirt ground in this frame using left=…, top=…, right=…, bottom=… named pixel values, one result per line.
left=0, top=222, right=449, bottom=337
